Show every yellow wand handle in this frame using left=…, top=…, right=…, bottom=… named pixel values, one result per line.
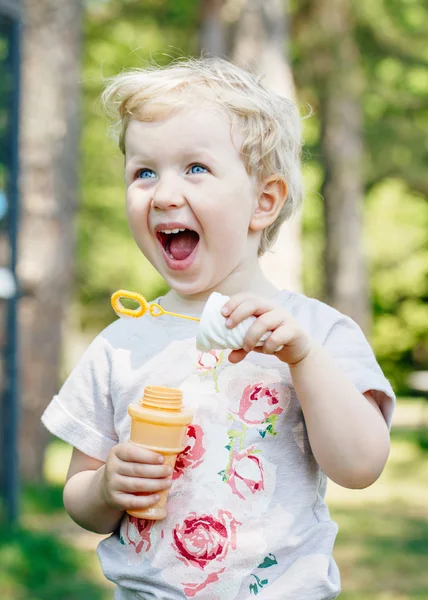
left=111, top=290, right=200, bottom=323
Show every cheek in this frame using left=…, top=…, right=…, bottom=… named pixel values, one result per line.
left=217, top=219, right=246, bottom=244
left=126, top=189, right=148, bottom=226
left=202, top=182, right=254, bottom=229
left=210, top=193, right=254, bottom=242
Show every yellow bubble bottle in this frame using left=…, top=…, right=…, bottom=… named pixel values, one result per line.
left=127, top=386, right=193, bottom=520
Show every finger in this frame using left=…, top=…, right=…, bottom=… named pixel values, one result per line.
left=228, top=349, right=248, bottom=364
left=115, top=443, right=165, bottom=465
left=114, top=491, right=162, bottom=512
left=226, top=298, right=274, bottom=329
left=220, top=293, right=255, bottom=317
left=116, top=475, right=172, bottom=494
left=242, top=308, right=286, bottom=351
left=252, top=344, right=284, bottom=355
left=118, top=461, right=173, bottom=479
left=262, top=324, right=294, bottom=354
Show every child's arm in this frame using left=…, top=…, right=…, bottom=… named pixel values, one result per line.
left=288, top=344, right=390, bottom=489
left=63, top=444, right=173, bottom=534
left=222, top=293, right=391, bottom=490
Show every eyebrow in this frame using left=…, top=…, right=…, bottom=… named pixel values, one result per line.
left=125, top=149, right=220, bottom=168
left=179, top=149, right=220, bottom=166
left=125, top=156, right=153, bottom=169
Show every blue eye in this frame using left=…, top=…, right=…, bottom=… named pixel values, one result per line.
left=137, top=169, right=156, bottom=179
left=189, top=164, right=208, bottom=174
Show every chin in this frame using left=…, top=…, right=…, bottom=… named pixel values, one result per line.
left=166, top=279, right=210, bottom=298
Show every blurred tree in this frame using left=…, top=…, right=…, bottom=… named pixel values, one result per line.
left=354, top=1, right=428, bottom=388
left=294, top=0, right=428, bottom=387
left=366, top=179, right=428, bottom=388
left=295, top=0, right=369, bottom=331
left=200, top=0, right=302, bottom=292
left=200, top=0, right=226, bottom=56
left=18, top=0, right=83, bottom=480
left=355, top=0, right=428, bottom=196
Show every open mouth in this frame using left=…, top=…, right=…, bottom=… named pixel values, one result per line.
left=157, top=228, right=200, bottom=261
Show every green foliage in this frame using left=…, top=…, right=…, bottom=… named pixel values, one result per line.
left=355, top=0, right=428, bottom=194
left=301, top=162, right=324, bottom=299
left=0, top=467, right=108, bottom=600
left=296, top=0, right=428, bottom=390
left=0, top=524, right=105, bottom=600
left=366, top=179, right=428, bottom=389
left=22, top=483, right=64, bottom=516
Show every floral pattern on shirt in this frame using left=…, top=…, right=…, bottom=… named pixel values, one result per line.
left=174, top=424, right=206, bottom=480
left=232, top=383, right=283, bottom=425
left=146, top=504, right=247, bottom=599
left=223, top=445, right=265, bottom=500
left=120, top=344, right=293, bottom=597
left=120, top=516, right=154, bottom=566
left=195, top=350, right=225, bottom=392
left=172, top=510, right=239, bottom=570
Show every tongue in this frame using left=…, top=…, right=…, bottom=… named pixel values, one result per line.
left=169, top=230, right=199, bottom=260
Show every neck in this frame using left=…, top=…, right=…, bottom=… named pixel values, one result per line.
left=160, top=261, right=280, bottom=317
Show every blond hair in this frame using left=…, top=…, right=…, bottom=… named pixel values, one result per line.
left=102, top=57, right=303, bottom=255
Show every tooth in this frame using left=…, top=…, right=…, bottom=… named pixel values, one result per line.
left=160, top=227, right=188, bottom=234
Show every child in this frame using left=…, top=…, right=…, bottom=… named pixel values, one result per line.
left=42, top=57, right=395, bottom=600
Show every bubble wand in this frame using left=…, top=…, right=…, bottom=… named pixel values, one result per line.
left=111, top=289, right=200, bottom=322
left=112, top=289, right=279, bottom=353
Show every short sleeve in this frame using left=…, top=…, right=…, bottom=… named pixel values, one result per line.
left=323, top=315, right=396, bottom=428
left=41, top=331, right=118, bottom=461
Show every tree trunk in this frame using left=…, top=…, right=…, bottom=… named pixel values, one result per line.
left=201, top=0, right=302, bottom=292
left=18, top=0, right=82, bottom=480
left=310, top=1, right=369, bottom=331
left=200, top=0, right=227, bottom=57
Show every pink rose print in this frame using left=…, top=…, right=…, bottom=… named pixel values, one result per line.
left=226, top=446, right=264, bottom=500
left=173, top=424, right=205, bottom=480
left=120, top=516, right=154, bottom=563
left=232, top=384, right=283, bottom=425
left=173, top=510, right=239, bottom=569
left=183, top=569, right=225, bottom=597
left=172, top=510, right=241, bottom=597
left=196, top=350, right=225, bottom=392
left=196, top=350, right=221, bottom=372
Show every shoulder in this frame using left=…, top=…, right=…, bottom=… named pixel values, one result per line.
left=278, top=290, right=349, bottom=344
left=73, top=316, right=152, bottom=370
left=98, top=316, right=137, bottom=347
left=99, top=294, right=179, bottom=352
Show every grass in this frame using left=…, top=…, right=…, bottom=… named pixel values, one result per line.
left=1, top=400, right=427, bottom=599
left=0, top=526, right=106, bottom=600
left=327, top=425, right=428, bottom=599
left=0, top=441, right=111, bottom=600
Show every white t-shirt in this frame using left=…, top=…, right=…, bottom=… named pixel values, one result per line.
left=42, top=290, right=395, bottom=600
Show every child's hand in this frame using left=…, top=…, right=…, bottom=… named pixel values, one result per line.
left=102, top=442, right=173, bottom=512
left=221, top=292, right=312, bottom=365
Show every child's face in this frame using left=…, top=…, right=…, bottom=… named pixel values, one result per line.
left=124, top=105, right=261, bottom=298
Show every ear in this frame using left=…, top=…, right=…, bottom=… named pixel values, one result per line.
left=250, top=176, right=288, bottom=232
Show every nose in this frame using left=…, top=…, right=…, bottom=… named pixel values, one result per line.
left=152, top=172, right=185, bottom=211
